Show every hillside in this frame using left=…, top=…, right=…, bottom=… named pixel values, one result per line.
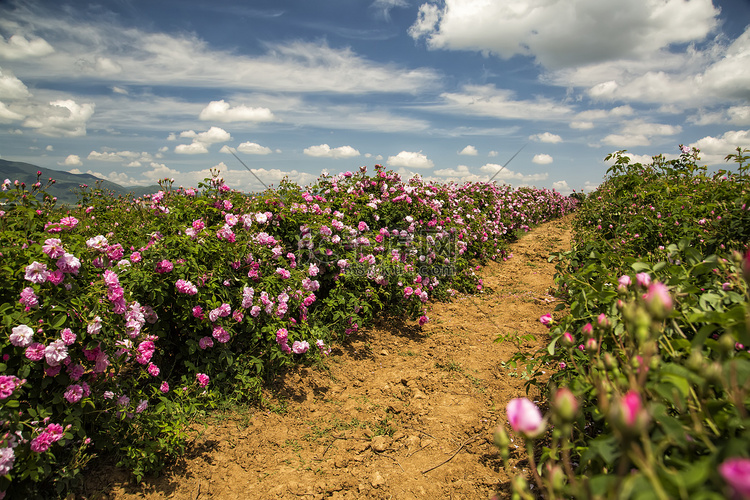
left=0, top=159, right=159, bottom=206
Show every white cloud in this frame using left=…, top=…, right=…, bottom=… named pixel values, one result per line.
left=434, top=84, right=573, bottom=121
left=175, top=142, right=209, bottom=155
left=691, top=130, right=750, bottom=165
left=0, top=9, right=439, bottom=95
left=570, top=121, right=594, bottom=130
left=532, top=154, right=553, bottom=164
left=432, top=164, right=484, bottom=182
left=45, top=145, right=53, bottom=151
left=184, top=164, right=320, bottom=192
left=175, top=126, right=231, bottom=154
left=112, top=86, right=128, bottom=95
left=387, top=150, right=434, bottom=169
left=459, top=145, right=477, bottom=155
left=22, top=99, right=95, bottom=137
left=0, top=101, right=24, bottom=122
left=0, top=34, right=54, bottom=60
left=602, top=120, right=682, bottom=147
left=199, top=100, right=275, bottom=123
left=87, top=150, right=153, bottom=164
left=409, top=0, right=719, bottom=70
left=488, top=150, right=498, bottom=157
left=0, top=68, right=31, bottom=100
left=59, top=154, right=82, bottom=166
left=602, top=134, right=651, bottom=147
left=530, top=132, right=562, bottom=143
left=480, top=163, right=548, bottom=183
left=236, top=142, right=273, bottom=155
left=551, top=180, right=571, bottom=195
left=303, top=144, right=360, bottom=159
left=143, top=162, right=180, bottom=182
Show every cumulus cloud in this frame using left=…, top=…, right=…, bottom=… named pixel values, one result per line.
left=175, top=126, right=231, bottom=154
left=59, top=154, right=82, bottom=166
left=570, top=121, right=594, bottom=130
left=409, top=0, right=719, bottom=70
left=458, top=145, right=478, bottom=155
left=480, top=163, right=548, bottom=183
left=0, top=68, right=31, bottom=100
left=432, top=164, right=484, bottom=182
left=691, top=130, right=750, bottom=164
left=0, top=101, right=24, bottom=122
left=530, top=132, right=562, bottom=143
left=551, top=180, right=571, bottom=194
left=199, top=100, right=275, bottom=123
left=88, top=150, right=153, bottom=164
left=22, top=99, right=95, bottom=137
left=0, top=34, right=54, bottom=60
left=235, top=142, right=274, bottom=155
left=303, top=144, right=360, bottom=159
left=532, top=154, right=553, bottom=164
left=602, top=120, right=682, bottom=147
left=387, top=150, right=434, bottom=169
left=175, top=142, right=209, bottom=155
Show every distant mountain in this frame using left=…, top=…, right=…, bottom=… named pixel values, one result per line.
left=0, top=159, right=159, bottom=207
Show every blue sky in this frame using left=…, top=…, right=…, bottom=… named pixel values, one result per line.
left=0, top=0, right=749, bottom=194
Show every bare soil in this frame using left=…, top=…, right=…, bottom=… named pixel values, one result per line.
left=81, top=214, right=573, bottom=500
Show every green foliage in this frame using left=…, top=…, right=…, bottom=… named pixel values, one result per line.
left=494, top=146, right=750, bottom=499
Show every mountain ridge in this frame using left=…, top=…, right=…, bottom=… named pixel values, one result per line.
left=0, top=159, right=160, bottom=206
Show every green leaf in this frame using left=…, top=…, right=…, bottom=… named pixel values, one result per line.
left=631, top=262, right=651, bottom=272
left=50, top=313, right=67, bottom=329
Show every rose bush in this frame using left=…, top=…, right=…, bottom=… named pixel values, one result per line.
left=0, top=166, right=575, bottom=496
left=494, top=147, right=750, bottom=499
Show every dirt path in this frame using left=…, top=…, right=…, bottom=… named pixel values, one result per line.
left=83, top=214, right=574, bottom=500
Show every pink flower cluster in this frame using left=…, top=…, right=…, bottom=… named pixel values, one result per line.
left=30, top=423, right=64, bottom=453
left=176, top=279, right=198, bottom=295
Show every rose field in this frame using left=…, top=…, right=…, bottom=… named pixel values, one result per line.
left=0, top=146, right=749, bottom=499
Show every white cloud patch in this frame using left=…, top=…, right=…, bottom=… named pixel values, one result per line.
left=199, top=100, right=275, bottom=123
left=59, top=154, right=81, bottom=166
left=691, top=130, right=750, bottom=165
left=112, top=86, right=128, bottom=95
left=432, top=164, right=484, bottom=182
left=570, top=121, right=594, bottom=130
left=0, top=9, right=439, bottom=95
left=0, top=68, right=31, bottom=100
left=0, top=34, right=54, bottom=60
left=409, top=0, right=720, bottom=70
left=0, top=101, right=24, bottom=122
left=303, top=144, right=360, bottom=159
left=175, top=126, right=231, bottom=154
left=459, top=145, right=477, bottom=155
left=479, top=163, right=548, bottom=183
left=602, top=120, right=682, bottom=147
left=185, top=163, right=319, bottom=192
left=434, top=84, right=573, bottom=121
left=87, top=150, right=154, bottom=164
left=175, top=142, right=209, bottom=155
left=530, top=132, right=562, bottom=144
left=387, top=150, right=434, bottom=169
left=231, top=142, right=273, bottom=155
left=551, top=180, right=571, bottom=195
left=22, top=99, right=95, bottom=137
left=532, top=154, right=553, bottom=164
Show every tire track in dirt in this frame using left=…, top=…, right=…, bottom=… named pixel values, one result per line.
left=84, top=214, right=574, bottom=500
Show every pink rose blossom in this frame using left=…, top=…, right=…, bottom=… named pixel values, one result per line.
left=539, top=313, right=553, bottom=327
left=506, top=398, right=545, bottom=438
left=292, top=340, right=310, bottom=354
left=64, top=384, right=84, bottom=403
left=635, top=272, right=651, bottom=288
left=719, top=458, right=750, bottom=497
left=199, top=336, right=214, bottom=349
left=10, top=324, right=34, bottom=347
left=196, top=373, right=210, bottom=388
left=24, top=262, right=50, bottom=284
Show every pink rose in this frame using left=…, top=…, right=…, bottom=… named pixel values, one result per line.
left=506, top=398, right=545, bottom=438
